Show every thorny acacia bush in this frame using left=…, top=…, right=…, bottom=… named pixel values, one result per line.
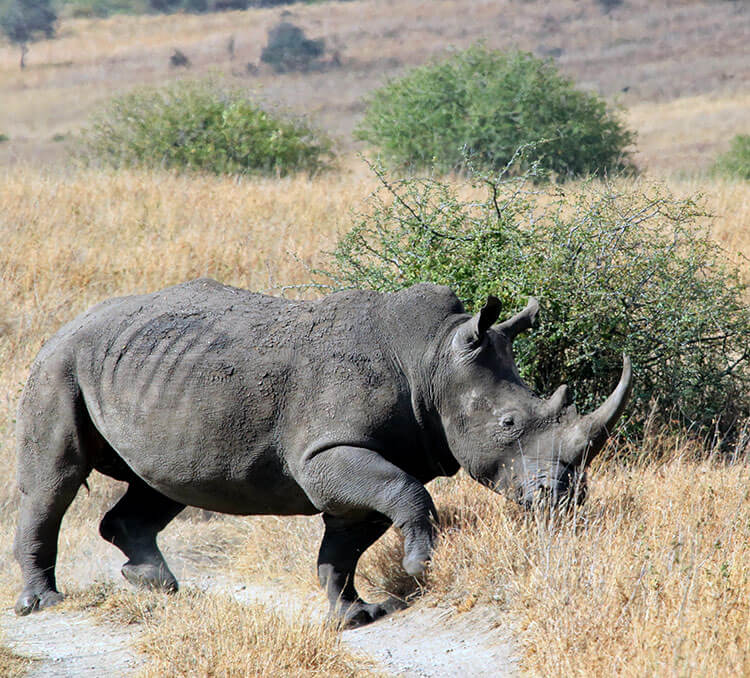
left=356, top=46, right=635, bottom=179
left=321, top=164, right=750, bottom=441
left=79, top=80, right=332, bottom=176
left=713, top=134, right=750, bottom=181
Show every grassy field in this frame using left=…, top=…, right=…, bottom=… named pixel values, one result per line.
left=1, top=0, right=749, bottom=675
left=0, top=166, right=748, bottom=676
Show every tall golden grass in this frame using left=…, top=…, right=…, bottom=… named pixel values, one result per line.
left=1, top=165, right=748, bottom=675
left=393, top=449, right=750, bottom=676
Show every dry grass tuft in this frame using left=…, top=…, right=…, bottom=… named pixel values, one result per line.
left=0, top=643, right=35, bottom=678
left=65, top=584, right=372, bottom=677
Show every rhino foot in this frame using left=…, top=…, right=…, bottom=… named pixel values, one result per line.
left=402, top=552, right=430, bottom=578
left=15, top=588, right=64, bottom=616
left=335, top=597, right=408, bottom=629
left=121, top=562, right=178, bottom=592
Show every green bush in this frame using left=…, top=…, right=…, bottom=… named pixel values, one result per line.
left=356, top=45, right=636, bottom=179
left=79, top=80, right=333, bottom=176
left=320, top=162, right=750, bottom=440
left=713, top=134, right=750, bottom=180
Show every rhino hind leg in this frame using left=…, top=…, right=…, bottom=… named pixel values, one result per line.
left=99, top=478, right=184, bottom=592
left=14, top=366, right=91, bottom=615
left=14, top=481, right=82, bottom=615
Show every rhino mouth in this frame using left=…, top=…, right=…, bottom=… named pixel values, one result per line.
left=515, top=466, right=587, bottom=510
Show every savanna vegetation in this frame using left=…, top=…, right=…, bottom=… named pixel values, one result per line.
left=80, top=79, right=332, bottom=175
left=1, top=0, right=749, bottom=676
left=714, top=133, right=750, bottom=181
left=356, top=47, right=635, bottom=177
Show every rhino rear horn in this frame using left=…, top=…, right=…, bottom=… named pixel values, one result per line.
left=498, top=297, right=539, bottom=341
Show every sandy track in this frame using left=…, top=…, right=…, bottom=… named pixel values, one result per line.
left=2, top=609, right=145, bottom=678
left=1, top=533, right=519, bottom=677
left=342, top=606, right=517, bottom=677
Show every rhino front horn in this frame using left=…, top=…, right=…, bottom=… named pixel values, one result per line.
left=580, top=354, right=633, bottom=459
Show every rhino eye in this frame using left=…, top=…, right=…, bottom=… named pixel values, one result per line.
left=501, top=414, right=515, bottom=428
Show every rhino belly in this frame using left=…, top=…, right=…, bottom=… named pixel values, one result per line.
left=131, top=438, right=314, bottom=516
left=78, top=334, right=316, bottom=516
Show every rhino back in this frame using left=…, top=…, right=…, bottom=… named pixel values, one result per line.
left=51, top=279, right=444, bottom=513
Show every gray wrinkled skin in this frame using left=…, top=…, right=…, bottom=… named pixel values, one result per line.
left=14, top=279, right=631, bottom=627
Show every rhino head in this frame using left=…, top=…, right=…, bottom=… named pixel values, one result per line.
left=436, top=296, right=632, bottom=508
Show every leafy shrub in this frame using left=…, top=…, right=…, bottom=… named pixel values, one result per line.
left=713, top=134, right=750, bottom=180
left=356, top=45, right=636, bottom=179
left=260, top=22, right=325, bottom=73
left=79, top=80, right=333, bottom=176
left=320, top=162, right=750, bottom=440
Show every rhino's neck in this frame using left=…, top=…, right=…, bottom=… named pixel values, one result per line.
left=373, top=285, right=466, bottom=479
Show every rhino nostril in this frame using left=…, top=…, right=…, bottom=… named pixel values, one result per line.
left=516, top=484, right=554, bottom=509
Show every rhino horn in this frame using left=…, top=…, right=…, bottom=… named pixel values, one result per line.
left=562, top=355, right=633, bottom=463
left=498, top=297, right=539, bottom=342
left=542, top=383, right=571, bottom=419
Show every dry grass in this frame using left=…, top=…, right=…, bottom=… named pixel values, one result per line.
left=64, top=585, right=373, bottom=677
left=0, top=644, right=34, bottom=678
left=398, top=442, right=750, bottom=676
left=1, top=0, right=749, bottom=171
left=1, top=165, right=749, bottom=675
left=627, top=92, right=750, bottom=175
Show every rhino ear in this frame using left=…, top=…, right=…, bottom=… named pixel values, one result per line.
left=497, top=297, right=539, bottom=342
left=463, top=296, right=502, bottom=347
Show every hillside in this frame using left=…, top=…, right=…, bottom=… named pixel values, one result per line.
left=1, top=0, right=749, bottom=172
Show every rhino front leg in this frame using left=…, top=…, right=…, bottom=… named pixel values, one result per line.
left=318, top=513, right=399, bottom=627
left=99, top=478, right=184, bottom=592
left=301, top=445, right=438, bottom=621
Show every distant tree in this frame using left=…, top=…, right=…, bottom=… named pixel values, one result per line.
left=0, top=0, right=56, bottom=69
left=260, top=22, right=325, bottom=73
left=597, top=0, right=624, bottom=12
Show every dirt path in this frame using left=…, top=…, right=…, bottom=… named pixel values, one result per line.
left=342, top=606, right=517, bottom=677
left=191, top=576, right=519, bottom=677
left=1, top=609, right=145, bottom=677
left=1, top=536, right=519, bottom=677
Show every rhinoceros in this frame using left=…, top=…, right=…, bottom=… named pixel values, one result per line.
left=14, top=279, right=631, bottom=625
